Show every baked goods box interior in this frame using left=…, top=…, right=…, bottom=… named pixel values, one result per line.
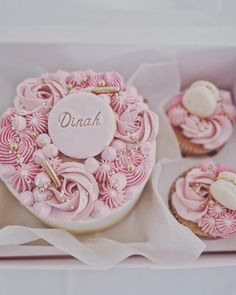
left=1, top=3, right=236, bottom=269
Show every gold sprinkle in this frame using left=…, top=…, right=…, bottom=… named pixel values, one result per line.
left=98, top=80, right=106, bottom=87
left=43, top=160, right=61, bottom=188
left=10, top=143, right=18, bottom=153
left=127, top=164, right=135, bottom=172
left=67, top=83, right=73, bottom=90
left=91, top=86, right=120, bottom=94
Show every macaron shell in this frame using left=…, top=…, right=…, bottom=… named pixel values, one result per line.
left=191, top=80, right=220, bottom=101
left=210, top=179, right=236, bottom=210
left=182, top=85, right=217, bottom=117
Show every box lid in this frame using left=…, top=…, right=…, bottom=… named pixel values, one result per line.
left=0, top=0, right=236, bottom=45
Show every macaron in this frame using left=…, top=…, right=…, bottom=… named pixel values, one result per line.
left=210, top=171, right=236, bottom=210
left=182, top=83, right=217, bottom=117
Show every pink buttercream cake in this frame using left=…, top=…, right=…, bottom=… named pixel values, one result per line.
left=0, top=70, right=159, bottom=233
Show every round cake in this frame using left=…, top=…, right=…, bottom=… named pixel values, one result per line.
left=169, top=161, right=236, bottom=239
left=167, top=81, right=236, bottom=156
left=0, top=70, right=159, bottom=233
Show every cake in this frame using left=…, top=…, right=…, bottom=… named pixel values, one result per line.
left=0, top=70, right=159, bottom=233
left=167, top=81, right=236, bottom=156
left=169, top=161, right=236, bottom=239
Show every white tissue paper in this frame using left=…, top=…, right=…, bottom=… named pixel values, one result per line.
left=0, top=53, right=209, bottom=267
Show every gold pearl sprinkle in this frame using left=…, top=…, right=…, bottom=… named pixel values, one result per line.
left=127, top=164, right=135, bottom=172
left=98, top=80, right=106, bottom=87
left=10, top=143, right=18, bottom=153
left=67, top=83, right=73, bottom=90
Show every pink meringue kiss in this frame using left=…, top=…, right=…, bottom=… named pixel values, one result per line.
left=0, top=69, right=158, bottom=234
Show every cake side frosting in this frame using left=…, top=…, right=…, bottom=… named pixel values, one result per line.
left=0, top=70, right=159, bottom=226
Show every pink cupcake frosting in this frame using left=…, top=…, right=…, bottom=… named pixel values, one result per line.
left=167, top=90, right=236, bottom=151
left=172, top=161, right=236, bottom=238
left=14, top=72, right=68, bottom=115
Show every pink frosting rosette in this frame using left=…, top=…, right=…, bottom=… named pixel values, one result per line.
left=0, top=126, right=36, bottom=167
left=14, top=71, right=68, bottom=115
left=167, top=90, right=236, bottom=151
left=115, top=104, right=158, bottom=146
left=45, top=162, right=99, bottom=221
left=89, top=71, right=126, bottom=90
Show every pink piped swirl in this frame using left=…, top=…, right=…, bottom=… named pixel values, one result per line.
left=115, top=150, right=148, bottom=186
left=0, top=126, right=36, bottom=167
left=89, top=72, right=126, bottom=91
left=66, top=69, right=95, bottom=90
left=45, top=162, right=99, bottom=221
left=14, top=72, right=68, bottom=115
left=172, top=161, right=236, bottom=238
left=99, top=183, right=127, bottom=208
left=11, top=162, right=41, bottom=193
left=116, top=104, right=158, bottom=146
left=26, top=112, right=48, bottom=134
left=110, top=86, right=143, bottom=115
left=167, top=90, right=236, bottom=151
left=0, top=108, right=16, bottom=128
left=95, top=160, right=116, bottom=183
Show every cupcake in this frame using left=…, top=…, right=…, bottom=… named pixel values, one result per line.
left=167, top=81, right=236, bottom=156
left=0, top=70, right=159, bottom=233
left=169, top=160, right=236, bottom=239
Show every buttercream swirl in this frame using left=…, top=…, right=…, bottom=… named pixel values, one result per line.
left=14, top=72, right=68, bottom=115
left=100, top=183, right=127, bottom=208
left=167, top=91, right=236, bottom=150
left=0, top=126, right=36, bottom=166
left=172, top=161, right=236, bottom=238
left=89, top=72, right=126, bottom=90
left=116, top=104, right=158, bottom=145
left=45, top=162, right=99, bottom=221
left=115, top=150, right=148, bottom=186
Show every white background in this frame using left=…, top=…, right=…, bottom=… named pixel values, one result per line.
left=1, top=0, right=236, bottom=294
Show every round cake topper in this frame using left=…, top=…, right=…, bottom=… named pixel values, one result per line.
left=48, top=93, right=116, bottom=159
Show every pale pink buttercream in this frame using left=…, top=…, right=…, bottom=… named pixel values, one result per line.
left=95, top=160, right=116, bottom=183
left=44, top=162, right=99, bottom=221
left=172, top=161, right=236, bottom=238
left=26, top=112, right=48, bottom=134
left=89, top=72, right=126, bottom=90
left=110, top=86, right=143, bottom=114
left=66, top=69, right=95, bottom=90
left=116, top=104, right=158, bottom=145
left=0, top=108, right=16, bottom=128
left=167, top=90, right=236, bottom=151
left=0, top=126, right=36, bottom=167
left=99, top=183, right=127, bottom=208
left=14, top=73, right=68, bottom=115
left=114, top=150, right=148, bottom=187
left=11, top=162, right=41, bottom=193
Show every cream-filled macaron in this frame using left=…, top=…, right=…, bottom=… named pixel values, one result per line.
left=182, top=82, right=218, bottom=117
left=191, top=81, right=220, bottom=101
left=210, top=171, right=236, bottom=210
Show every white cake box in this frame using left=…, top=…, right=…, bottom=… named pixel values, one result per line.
left=0, top=0, right=236, bottom=269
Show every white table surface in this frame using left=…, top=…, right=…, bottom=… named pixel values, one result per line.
left=0, top=265, right=236, bottom=295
